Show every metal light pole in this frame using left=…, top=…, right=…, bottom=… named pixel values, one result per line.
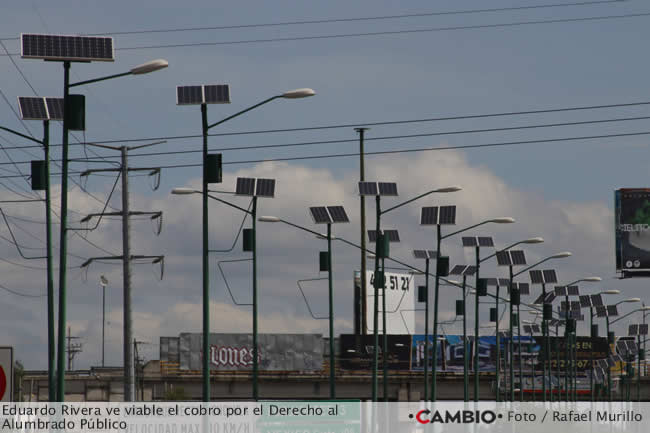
left=259, top=207, right=349, bottom=399
left=356, top=128, right=368, bottom=336
left=175, top=87, right=314, bottom=401
left=512, top=252, right=572, bottom=401
left=435, top=217, right=516, bottom=401
left=364, top=185, right=462, bottom=401
left=55, top=59, right=168, bottom=401
left=100, top=276, right=108, bottom=367
left=0, top=121, right=56, bottom=400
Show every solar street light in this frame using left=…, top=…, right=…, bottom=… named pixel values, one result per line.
left=434, top=217, right=516, bottom=402
left=175, top=82, right=313, bottom=403
left=173, top=177, right=276, bottom=402
left=260, top=206, right=348, bottom=399
left=359, top=182, right=461, bottom=402
left=0, top=102, right=57, bottom=401
left=21, top=33, right=169, bottom=402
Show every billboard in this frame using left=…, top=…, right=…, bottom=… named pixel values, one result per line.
left=363, top=270, right=415, bottom=334
left=0, top=347, right=13, bottom=402
left=615, top=188, right=650, bottom=277
left=179, top=333, right=323, bottom=371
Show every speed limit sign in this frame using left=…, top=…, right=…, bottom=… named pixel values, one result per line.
left=0, top=347, right=13, bottom=402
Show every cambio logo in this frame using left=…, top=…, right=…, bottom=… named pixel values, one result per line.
left=411, top=410, right=500, bottom=424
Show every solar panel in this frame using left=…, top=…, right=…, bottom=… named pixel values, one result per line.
left=626, top=340, right=637, bottom=353
left=579, top=295, right=592, bottom=308
left=542, top=270, right=558, bottom=284
left=450, top=265, right=466, bottom=275
left=478, top=237, right=494, bottom=247
left=235, top=177, right=255, bottom=196
left=204, top=85, right=231, bottom=104
left=496, top=251, right=511, bottom=266
left=529, top=270, right=544, bottom=284
left=545, top=292, right=556, bottom=303
left=438, top=205, right=456, bottom=225
left=590, top=294, right=604, bottom=307
left=595, top=306, right=607, bottom=318
left=45, top=97, right=64, bottom=120
left=420, top=207, right=438, bottom=225
left=607, top=305, right=619, bottom=317
left=378, top=182, right=398, bottom=196
left=358, top=182, right=378, bottom=196
left=532, top=324, right=541, bottom=333
left=255, top=178, right=275, bottom=197
left=464, top=265, right=477, bottom=276
left=533, top=293, right=545, bottom=305
left=629, top=324, right=639, bottom=336
left=368, top=229, right=400, bottom=242
left=571, top=301, right=581, bottom=311
left=510, top=250, right=526, bottom=265
left=21, top=34, right=114, bottom=62
left=569, top=310, right=583, bottom=320
left=567, top=285, right=580, bottom=296
left=507, top=282, right=529, bottom=295
left=384, top=230, right=400, bottom=242
left=413, top=250, right=428, bottom=259
left=640, top=324, right=649, bottom=335
left=177, top=86, right=203, bottom=105
left=560, top=301, right=569, bottom=311
left=462, top=237, right=477, bottom=247
left=549, top=318, right=559, bottom=327
left=327, top=206, right=349, bottom=224
left=18, top=97, right=47, bottom=120
left=309, top=207, right=332, bottom=224
left=485, top=278, right=497, bottom=286
left=555, top=286, right=568, bottom=297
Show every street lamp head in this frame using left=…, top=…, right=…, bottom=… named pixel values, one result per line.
left=602, top=289, right=620, bottom=295
left=624, top=298, right=641, bottom=303
left=490, top=217, right=515, bottom=224
left=642, top=306, right=650, bottom=311
left=281, top=88, right=316, bottom=99
left=258, top=216, right=281, bottom=223
left=130, top=59, right=169, bottom=75
left=100, top=275, right=108, bottom=287
left=433, top=185, right=462, bottom=193
left=171, top=187, right=197, bottom=195
left=582, top=277, right=602, bottom=282
left=522, top=237, right=544, bottom=244
left=551, top=251, right=572, bottom=259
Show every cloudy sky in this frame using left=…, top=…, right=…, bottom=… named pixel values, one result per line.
left=1, top=0, right=650, bottom=369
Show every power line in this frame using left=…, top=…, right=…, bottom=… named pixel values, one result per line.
left=5, top=11, right=644, bottom=55
left=0, top=282, right=45, bottom=298
left=2, top=113, right=650, bottom=166
left=0, top=128, right=647, bottom=178
left=5, top=99, right=650, bottom=152
left=0, top=1, right=625, bottom=41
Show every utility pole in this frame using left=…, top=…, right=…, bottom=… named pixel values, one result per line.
left=78, top=141, right=164, bottom=402
left=355, top=127, right=368, bottom=335
left=66, top=327, right=82, bottom=371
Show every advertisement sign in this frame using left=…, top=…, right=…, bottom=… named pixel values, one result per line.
left=535, top=336, right=608, bottom=371
left=179, top=333, right=322, bottom=371
left=339, top=334, right=411, bottom=370
left=0, top=346, right=13, bottom=402
left=615, top=188, right=650, bottom=277
left=364, top=270, right=415, bottom=334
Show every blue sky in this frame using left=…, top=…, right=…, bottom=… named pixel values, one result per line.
left=1, top=0, right=650, bottom=369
